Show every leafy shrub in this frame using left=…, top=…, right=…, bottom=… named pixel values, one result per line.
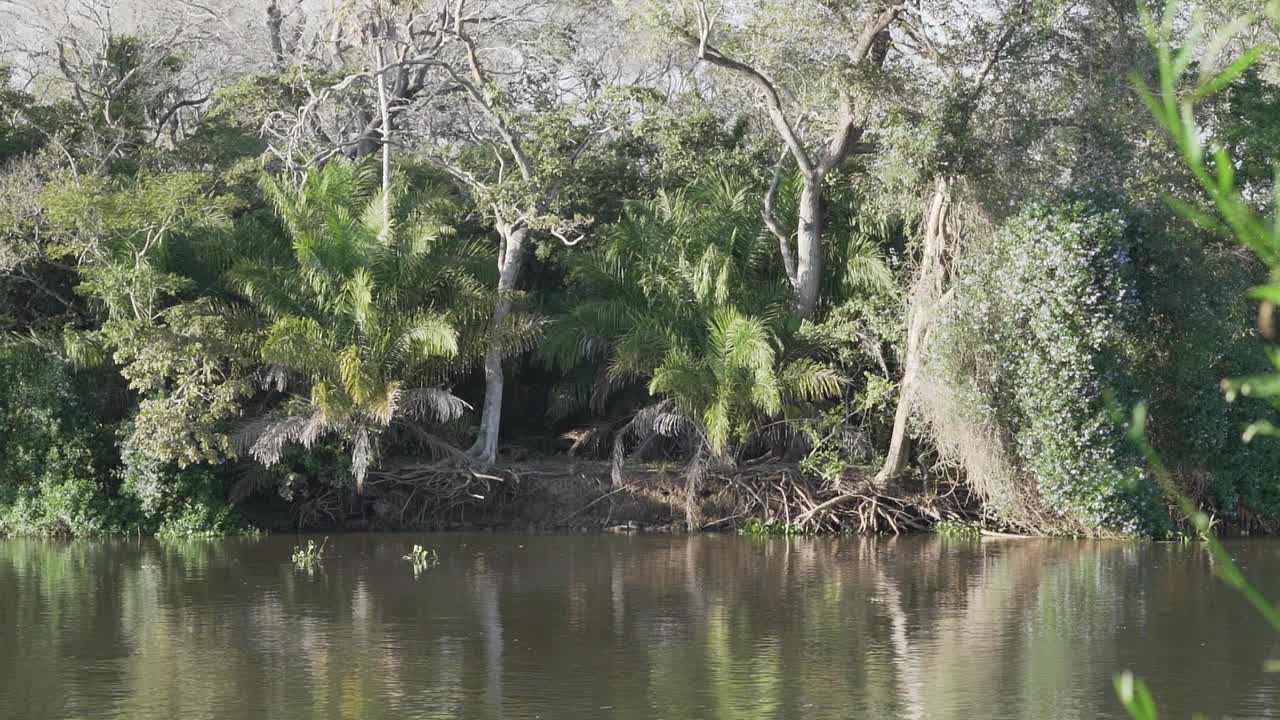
left=0, top=339, right=132, bottom=535
left=118, top=443, right=241, bottom=538
left=1130, top=220, right=1280, bottom=524
left=934, top=202, right=1165, bottom=534
left=935, top=197, right=1280, bottom=534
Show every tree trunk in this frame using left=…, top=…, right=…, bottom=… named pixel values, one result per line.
left=374, top=43, right=391, bottom=221
left=793, top=177, right=824, bottom=320
left=875, top=177, right=952, bottom=487
left=684, top=442, right=706, bottom=533
left=876, top=299, right=930, bottom=486
left=266, top=1, right=285, bottom=67
left=469, top=223, right=527, bottom=463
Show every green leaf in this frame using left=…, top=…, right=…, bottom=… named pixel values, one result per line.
left=1191, top=46, right=1265, bottom=103
left=1114, top=671, right=1158, bottom=720
left=1224, top=373, right=1280, bottom=400
left=1130, top=401, right=1148, bottom=444
left=1243, top=420, right=1280, bottom=443
left=1214, top=147, right=1235, bottom=195
left=1247, top=284, right=1280, bottom=303
left=1163, top=195, right=1228, bottom=235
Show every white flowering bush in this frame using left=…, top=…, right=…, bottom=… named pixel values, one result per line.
left=938, top=202, right=1165, bottom=534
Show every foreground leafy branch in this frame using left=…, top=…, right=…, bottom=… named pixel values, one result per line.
left=1116, top=0, right=1280, bottom=716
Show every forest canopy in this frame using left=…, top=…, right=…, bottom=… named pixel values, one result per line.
left=0, top=0, right=1278, bottom=537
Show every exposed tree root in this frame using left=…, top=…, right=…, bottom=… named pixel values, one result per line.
left=701, top=465, right=978, bottom=535
left=294, top=458, right=981, bottom=534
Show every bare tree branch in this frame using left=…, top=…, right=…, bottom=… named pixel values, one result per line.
left=762, top=147, right=797, bottom=286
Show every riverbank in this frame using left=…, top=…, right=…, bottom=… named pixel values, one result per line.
left=234, top=459, right=984, bottom=536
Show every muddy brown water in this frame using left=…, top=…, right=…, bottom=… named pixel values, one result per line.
left=2, top=533, right=1279, bottom=719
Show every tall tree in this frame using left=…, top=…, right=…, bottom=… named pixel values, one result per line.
left=665, top=0, right=895, bottom=320
left=875, top=0, right=1039, bottom=484
left=234, top=161, right=481, bottom=491
left=411, top=0, right=643, bottom=462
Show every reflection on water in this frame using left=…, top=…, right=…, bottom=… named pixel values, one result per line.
left=1, top=534, right=1279, bottom=719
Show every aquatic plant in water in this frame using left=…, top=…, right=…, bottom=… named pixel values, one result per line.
left=738, top=518, right=804, bottom=537
left=403, top=544, right=438, bottom=576
left=291, top=537, right=327, bottom=572
left=934, top=519, right=982, bottom=540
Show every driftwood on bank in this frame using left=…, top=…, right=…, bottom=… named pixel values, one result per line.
left=299, top=458, right=982, bottom=534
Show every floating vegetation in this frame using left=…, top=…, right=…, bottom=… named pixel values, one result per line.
left=738, top=518, right=804, bottom=537
left=403, top=544, right=439, bottom=576
left=934, top=520, right=982, bottom=540
left=291, top=537, right=328, bottom=572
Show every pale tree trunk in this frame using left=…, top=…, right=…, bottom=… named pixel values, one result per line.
left=683, top=442, right=706, bottom=532
left=693, top=7, right=896, bottom=323
left=469, top=221, right=527, bottom=463
left=875, top=177, right=953, bottom=487
left=793, top=177, right=825, bottom=320
left=374, top=41, right=392, bottom=222
left=766, top=167, right=826, bottom=320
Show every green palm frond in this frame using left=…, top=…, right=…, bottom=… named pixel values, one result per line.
left=548, top=171, right=822, bottom=459
left=229, top=260, right=309, bottom=319
left=490, top=310, right=546, bottom=357
left=845, top=235, right=896, bottom=294
left=704, top=394, right=734, bottom=454
left=344, top=268, right=375, bottom=331
left=779, top=358, right=846, bottom=404
left=392, top=312, right=459, bottom=363
left=366, top=379, right=401, bottom=426
left=545, top=369, right=605, bottom=422
left=649, top=348, right=712, bottom=416
left=238, top=160, right=486, bottom=488
left=262, top=316, right=336, bottom=377
left=609, top=319, right=676, bottom=383
left=63, top=328, right=108, bottom=368
left=337, top=344, right=377, bottom=405
left=360, top=187, right=395, bottom=245
left=713, top=309, right=777, bottom=378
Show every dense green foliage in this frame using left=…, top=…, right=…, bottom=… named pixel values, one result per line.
left=544, top=175, right=849, bottom=459
left=0, top=341, right=127, bottom=535
left=936, top=203, right=1157, bottom=533
left=236, top=163, right=479, bottom=489
left=0, top=0, right=1277, bottom=537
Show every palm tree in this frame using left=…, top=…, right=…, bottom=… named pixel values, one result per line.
left=542, top=173, right=847, bottom=467
left=233, top=161, right=492, bottom=491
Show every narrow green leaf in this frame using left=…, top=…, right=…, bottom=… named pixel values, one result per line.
left=1247, top=284, right=1280, bottom=303
left=1114, top=671, right=1158, bottom=720
left=1164, top=195, right=1228, bottom=235
left=1192, top=46, right=1265, bottom=102
left=1214, top=148, right=1235, bottom=194
left=1243, top=420, right=1280, bottom=443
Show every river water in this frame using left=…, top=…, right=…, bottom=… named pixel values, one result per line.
left=2, top=533, right=1279, bottom=719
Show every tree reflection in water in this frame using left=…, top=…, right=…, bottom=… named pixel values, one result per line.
left=1, top=534, right=1279, bottom=719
